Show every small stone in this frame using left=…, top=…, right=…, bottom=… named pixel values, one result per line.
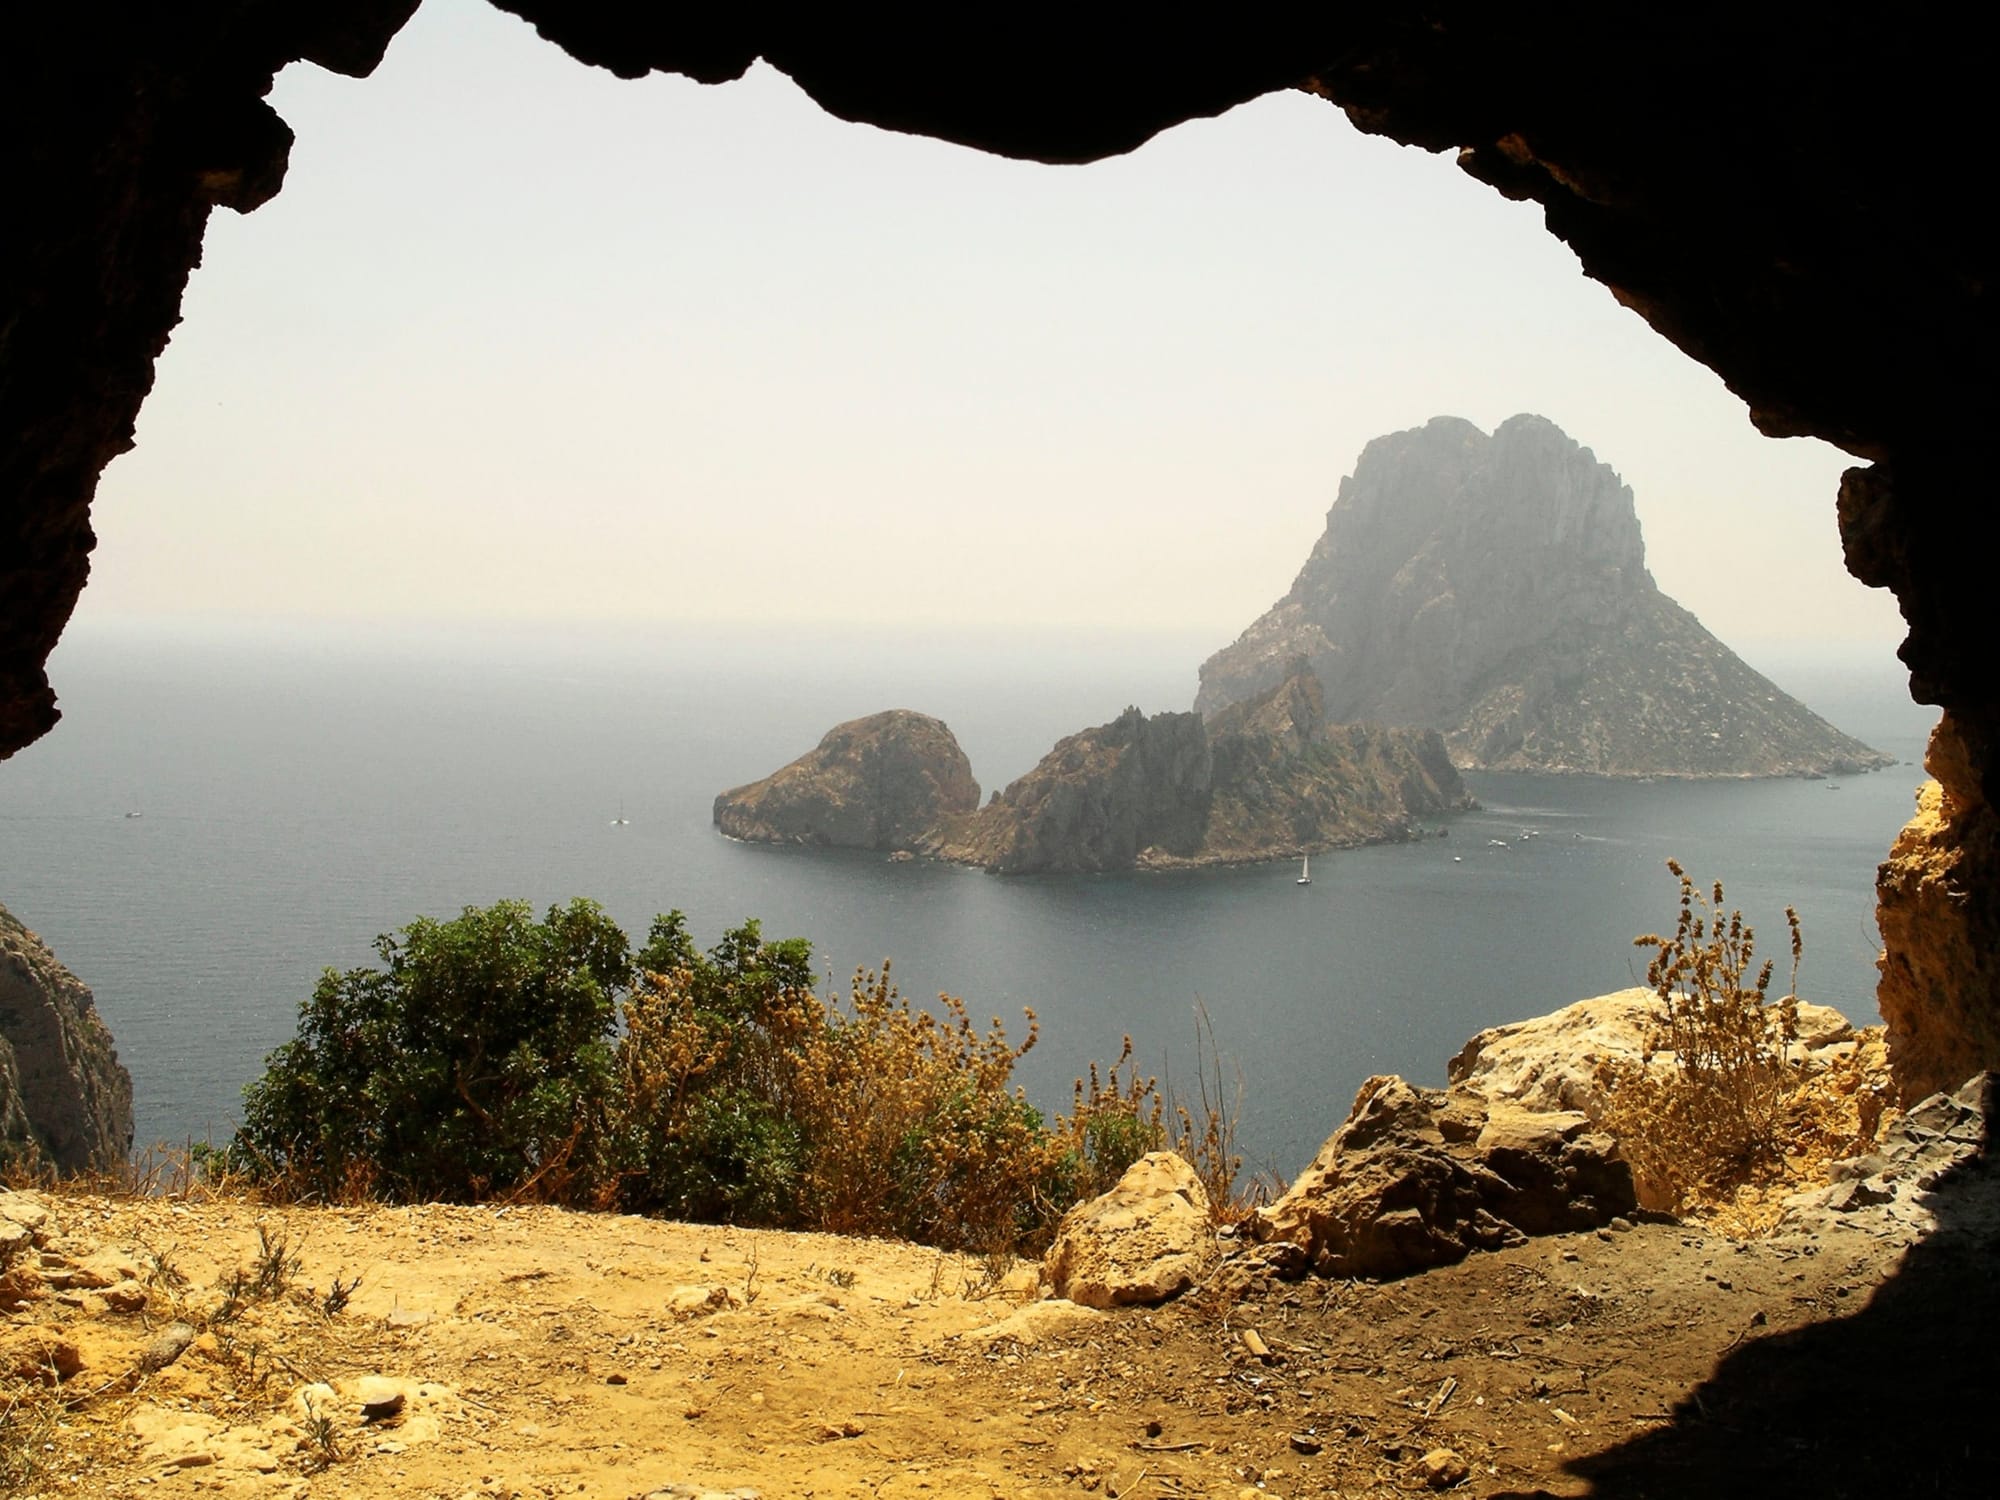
left=0, top=1221, right=33, bottom=1262
left=139, top=1323, right=196, bottom=1373
left=355, top=1377, right=406, bottom=1421
left=606, top=1372, right=628, bottom=1385
left=1289, top=1432, right=1324, bottom=1455
left=103, top=1279, right=149, bottom=1313
left=1416, top=1447, right=1469, bottom=1489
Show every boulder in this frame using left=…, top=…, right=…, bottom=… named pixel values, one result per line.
left=1448, top=989, right=1659, bottom=1117
left=1043, top=1152, right=1214, bottom=1308
left=1252, top=1076, right=1635, bottom=1279
left=1450, top=989, right=1866, bottom=1122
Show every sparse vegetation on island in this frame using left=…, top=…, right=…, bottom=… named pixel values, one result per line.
left=225, top=899, right=1248, bottom=1253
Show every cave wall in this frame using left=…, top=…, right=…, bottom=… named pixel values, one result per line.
left=3, top=2, right=1994, bottom=1094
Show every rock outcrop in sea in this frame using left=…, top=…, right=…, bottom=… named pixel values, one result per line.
left=921, top=666, right=1470, bottom=874
left=1196, top=415, right=1891, bottom=778
left=0, top=902, right=135, bottom=1175
left=713, top=710, right=980, bottom=852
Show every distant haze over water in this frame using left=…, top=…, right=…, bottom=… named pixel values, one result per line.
left=1, top=621, right=1938, bottom=1176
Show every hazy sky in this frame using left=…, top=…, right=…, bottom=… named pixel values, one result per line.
left=87, top=0, right=1906, bottom=662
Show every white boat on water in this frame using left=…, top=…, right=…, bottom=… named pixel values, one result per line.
left=1297, top=855, right=1312, bottom=886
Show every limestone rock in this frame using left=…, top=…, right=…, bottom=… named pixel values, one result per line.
left=0, top=902, right=135, bottom=1175
left=1448, top=989, right=1660, bottom=1118
left=1044, top=1152, right=1214, bottom=1308
left=1196, top=415, right=1891, bottom=779
left=924, top=666, right=1470, bottom=874
left=1252, top=1076, right=1635, bottom=1278
left=1876, top=721, right=2000, bottom=1102
left=713, top=710, right=979, bottom=852
left=1452, top=989, right=1865, bottom=1118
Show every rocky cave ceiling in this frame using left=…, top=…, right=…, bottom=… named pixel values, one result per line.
left=2, top=2, right=1994, bottom=1094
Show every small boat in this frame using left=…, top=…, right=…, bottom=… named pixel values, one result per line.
left=124, top=811, right=143, bottom=819
left=1488, top=838, right=1510, bottom=848
left=1296, top=855, right=1311, bottom=886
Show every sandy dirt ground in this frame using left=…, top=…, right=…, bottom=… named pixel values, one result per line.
left=4, top=1170, right=1994, bottom=1500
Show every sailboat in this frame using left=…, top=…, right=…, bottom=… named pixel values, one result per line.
left=1297, top=854, right=1311, bottom=886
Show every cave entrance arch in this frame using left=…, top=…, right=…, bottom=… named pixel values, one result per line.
left=4, top=2, right=1993, bottom=1098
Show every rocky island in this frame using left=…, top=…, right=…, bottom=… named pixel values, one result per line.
left=920, top=667, right=1471, bottom=873
left=716, top=671, right=1468, bottom=874
left=712, top=709, right=980, bottom=851
left=1196, top=415, right=1892, bottom=778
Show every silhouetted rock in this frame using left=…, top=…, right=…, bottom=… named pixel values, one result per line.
left=1197, top=415, right=1891, bottom=778
left=922, top=666, right=1470, bottom=874
left=713, top=710, right=979, bottom=852
left=0, top=903, right=134, bottom=1175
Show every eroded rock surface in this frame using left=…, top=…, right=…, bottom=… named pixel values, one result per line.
left=1251, top=1076, right=1635, bottom=1279
left=1197, top=416, right=1890, bottom=778
left=1449, top=988, right=1860, bottom=1119
left=713, top=710, right=979, bottom=852
left=1876, top=720, right=2000, bottom=1102
left=923, top=667, right=1469, bottom=873
left=1780, top=1072, right=1997, bottom=1247
left=1043, top=1152, right=1214, bottom=1308
left=0, top=903, right=134, bottom=1175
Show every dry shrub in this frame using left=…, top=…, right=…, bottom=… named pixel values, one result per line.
left=614, top=957, right=1172, bottom=1253
left=1598, top=860, right=1805, bottom=1212
left=1058, top=1038, right=1165, bottom=1205
left=785, top=965, right=1060, bottom=1250
left=1164, top=1001, right=1277, bottom=1225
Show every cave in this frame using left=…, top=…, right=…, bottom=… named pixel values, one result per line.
left=5, top=12, right=1993, bottom=1101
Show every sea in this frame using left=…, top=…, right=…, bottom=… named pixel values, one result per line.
left=0, top=619, right=1940, bottom=1180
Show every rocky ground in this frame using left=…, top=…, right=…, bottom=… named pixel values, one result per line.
left=3, top=1085, right=1994, bottom=1500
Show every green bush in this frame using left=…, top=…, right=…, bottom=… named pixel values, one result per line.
left=231, top=897, right=630, bottom=1203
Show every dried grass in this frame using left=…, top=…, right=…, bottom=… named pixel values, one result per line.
left=1597, top=860, right=1873, bottom=1219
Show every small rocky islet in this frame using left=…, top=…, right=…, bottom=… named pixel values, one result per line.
left=714, top=666, right=1471, bottom=873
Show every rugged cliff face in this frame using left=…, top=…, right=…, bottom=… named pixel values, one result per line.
left=922, top=668, right=1470, bottom=874
left=713, top=710, right=980, bottom=852
left=1875, top=725, right=2000, bottom=1102
left=923, top=707, right=1214, bottom=874
left=1201, top=669, right=1466, bottom=862
left=1197, top=416, right=1889, bottom=778
left=0, top=903, right=135, bottom=1175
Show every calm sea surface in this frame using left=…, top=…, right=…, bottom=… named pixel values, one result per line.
left=0, top=621, right=1938, bottom=1177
